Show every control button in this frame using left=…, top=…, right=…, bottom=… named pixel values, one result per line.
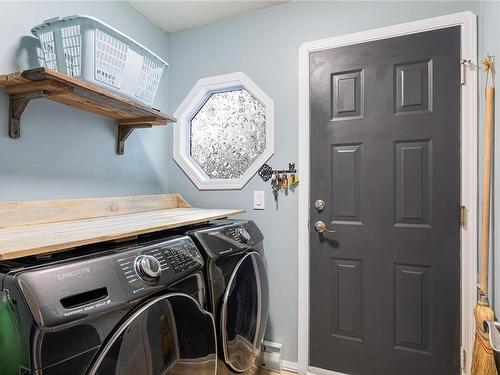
left=236, top=227, right=251, bottom=243
left=135, top=255, right=161, bottom=281
left=163, top=246, right=199, bottom=274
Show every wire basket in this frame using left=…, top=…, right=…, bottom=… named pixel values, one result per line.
left=31, top=15, right=168, bottom=106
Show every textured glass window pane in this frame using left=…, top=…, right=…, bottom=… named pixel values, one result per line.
left=190, top=89, right=266, bottom=179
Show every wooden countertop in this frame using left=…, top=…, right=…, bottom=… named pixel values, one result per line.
left=0, top=194, right=244, bottom=260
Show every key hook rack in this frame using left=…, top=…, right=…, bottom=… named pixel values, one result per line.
left=258, top=163, right=297, bottom=181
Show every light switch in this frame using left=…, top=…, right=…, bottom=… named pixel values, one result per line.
left=253, top=191, right=265, bottom=210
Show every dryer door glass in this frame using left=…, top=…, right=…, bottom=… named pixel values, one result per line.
left=221, top=251, right=269, bottom=372
left=87, top=294, right=216, bottom=375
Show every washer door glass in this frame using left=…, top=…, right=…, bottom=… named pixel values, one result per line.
left=221, top=252, right=269, bottom=372
left=87, top=294, right=216, bottom=375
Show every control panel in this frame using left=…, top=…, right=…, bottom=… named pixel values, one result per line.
left=191, top=220, right=263, bottom=258
left=11, top=235, right=204, bottom=327
left=112, top=236, right=203, bottom=298
left=163, top=242, right=203, bottom=274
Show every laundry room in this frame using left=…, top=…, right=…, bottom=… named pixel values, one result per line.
left=0, top=1, right=499, bottom=375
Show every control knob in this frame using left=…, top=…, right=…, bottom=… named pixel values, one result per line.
left=236, top=227, right=251, bottom=243
left=135, top=255, right=161, bottom=281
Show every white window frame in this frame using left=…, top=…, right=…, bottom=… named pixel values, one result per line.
left=298, top=11, right=477, bottom=375
left=173, top=72, right=274, bottom=190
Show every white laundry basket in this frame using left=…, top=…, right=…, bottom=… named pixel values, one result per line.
left=31, top=15, right=168, bottom=106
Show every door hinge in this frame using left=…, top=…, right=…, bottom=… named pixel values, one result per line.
left=460, top=346, right=466, bottom=370
left=460, top=59, right=472, bottom=86
left=460, top=205, right=467, bottom=229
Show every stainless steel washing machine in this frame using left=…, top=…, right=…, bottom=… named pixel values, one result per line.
left=0, top=235, right=217, bottom=375
left=184, top=219, right=269, bottom=374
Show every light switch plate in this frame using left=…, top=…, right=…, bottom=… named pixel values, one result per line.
left=253, top=191, right=265, bottom=210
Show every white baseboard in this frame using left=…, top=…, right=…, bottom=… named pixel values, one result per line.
left=282, top=360, right=298, bottom=373
left=307, top=366, right=348, bottom=375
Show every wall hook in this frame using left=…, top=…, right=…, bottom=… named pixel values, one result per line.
left=258, top=163, right=297, bottom=182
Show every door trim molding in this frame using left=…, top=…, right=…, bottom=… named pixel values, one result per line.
left=298, top=11, right=477, bottom=375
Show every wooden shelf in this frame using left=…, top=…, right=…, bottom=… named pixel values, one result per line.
left=0, top=194, right=244, bottom=260
left=0, top=68, right=176, bottom=154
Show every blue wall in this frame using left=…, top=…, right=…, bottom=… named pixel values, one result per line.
left=0, top=1, right=169, bottom=200
left=1, top=0, right=494, bottom=366
left=167, top=1, right=479, bottom=363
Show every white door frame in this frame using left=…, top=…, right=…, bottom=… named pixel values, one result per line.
left=298, top=11, right=477, bottom=375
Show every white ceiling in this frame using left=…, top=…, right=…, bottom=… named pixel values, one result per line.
left=129, top=1, right=286, bottom=33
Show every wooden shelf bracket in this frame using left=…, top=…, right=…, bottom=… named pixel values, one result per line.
left=9, top=90, right=49, bottom=138
left=117, top=124, right=153, bottom=155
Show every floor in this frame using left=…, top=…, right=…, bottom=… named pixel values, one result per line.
left=173, top=363, right=296, bottom=375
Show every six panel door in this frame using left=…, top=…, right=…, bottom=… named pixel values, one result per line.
left=309, top=27, right=461, bottom=375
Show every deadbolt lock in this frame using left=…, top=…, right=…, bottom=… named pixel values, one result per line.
left=315, top=199, right=326, bottom=211
left=314, top=220, right=336, bottom=234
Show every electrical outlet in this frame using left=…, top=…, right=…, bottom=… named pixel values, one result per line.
left=253, top=191, right=265, bottom=210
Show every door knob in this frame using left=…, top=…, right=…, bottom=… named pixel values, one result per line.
left=314, top=220, right=336, bottom=233
left=315, top=199, right=326, bottom=211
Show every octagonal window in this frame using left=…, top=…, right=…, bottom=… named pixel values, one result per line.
left=174, top=72, right=274, bottom=190
left=190, top=89, right=266, bottom=180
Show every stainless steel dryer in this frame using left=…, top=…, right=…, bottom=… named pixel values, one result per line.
left=184, top=219, right=269, bottom=374
left=0, top=235, right=217, bottom=375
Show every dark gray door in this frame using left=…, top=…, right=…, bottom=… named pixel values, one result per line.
left=309, top=27, right=460, bottom=375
